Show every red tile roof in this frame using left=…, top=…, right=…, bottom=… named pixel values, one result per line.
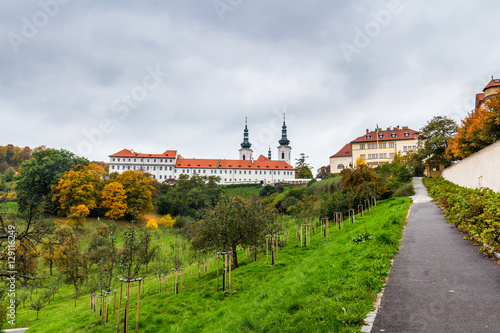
left=176, top=156, right=294, bottom=170
left=109, top=149, right=177, bottom=158
left=351, top=127, right=418, bottom=143
left=330, top=143, right=352, bottom=158
left=483, top=79, right=500, bottom=91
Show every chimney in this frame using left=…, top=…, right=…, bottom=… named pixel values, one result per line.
left=366, top=129, right=369, bottom=134
left=386, top=127, right=390, bottom=131
left=402, top=126, right=408, bottom=130
left=397, top=125, right=400, bottom=130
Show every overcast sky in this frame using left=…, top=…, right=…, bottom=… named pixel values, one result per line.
left=2, top=0, right=499, bottom=172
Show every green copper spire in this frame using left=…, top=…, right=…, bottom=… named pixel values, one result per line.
left=278, top=113, right=290, bottom=146
left=268, top=146, right=272, bottom=160
left=241, top=117, right=252, bottom=149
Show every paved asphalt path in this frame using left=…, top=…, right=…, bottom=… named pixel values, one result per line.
left=372, top=177, right=500, bottom=333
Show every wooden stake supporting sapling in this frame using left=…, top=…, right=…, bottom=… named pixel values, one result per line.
left=335, top=212, right=344, bottom=230
left=358, top=204, right=364, bottom=216
left=348, top=209, right=355, bottom=224
left=365, top=199, right=371, bottom=211
left=320, top=217, right=329, bottom=238
left=371, top=197, right=377, bottom=207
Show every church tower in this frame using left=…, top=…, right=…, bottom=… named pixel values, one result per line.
left=239, top=117, right=253, bottom=161
left=277, top=113, right=292, bottom=165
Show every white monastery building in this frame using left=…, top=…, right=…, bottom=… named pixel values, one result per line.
left=109, top=116, right=296, bottom=184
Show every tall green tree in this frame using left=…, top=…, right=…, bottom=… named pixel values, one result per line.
left=295, top=153, right=314, bottom=179
left=418, top=116, right=458, bottom=168
left=16, top=148, right=88, bottom=212
left=191, top=196, right=279, bottom=268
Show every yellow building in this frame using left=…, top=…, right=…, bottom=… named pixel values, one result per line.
left=330, top=126, right=419, bottom=173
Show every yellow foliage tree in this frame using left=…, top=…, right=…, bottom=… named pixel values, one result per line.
left=146, top=218, right=158, bottom=230
left=101, top=181, right=127, bottom=220
left=115, top=170, right=154, bottom=216
left=67, top=204, right=89, bottom=230
left=159, top=214, right=175, bottom=228
left=355, top=156, right=367, bottom=168
left=52, top=164, right=105, bottom=216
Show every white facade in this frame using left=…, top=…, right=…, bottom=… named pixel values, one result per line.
left=109, top=152, right=296, bottom=184
left=277, top=145, right=292, bottom=165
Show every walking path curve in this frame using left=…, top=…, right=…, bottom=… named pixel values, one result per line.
left=371, top=177, right=500, bottom=332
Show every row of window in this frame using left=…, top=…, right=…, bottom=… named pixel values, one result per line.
left=365, top=132, right=410, bottom=140
left=360, top=142, right=396, bottom=149
left=111, top=165, right=174, bottom=171
left=403, top=146, right=417, bottom=152
left=111, top=158, right=175, bottom=163
left=360, top=153, right=395, bottom=160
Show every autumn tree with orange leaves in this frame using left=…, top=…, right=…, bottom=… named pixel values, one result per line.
left=115, top=170, right=154, bottom=221
left=51, top=164, right=105, bottom=216
left=448, top=95, right=500, bottom=159
left=100, top=181, right=127, bottom=220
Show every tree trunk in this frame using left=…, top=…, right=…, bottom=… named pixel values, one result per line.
left=49, top=261, right=53, bottom=276
left=231, top=244, right=238, bottom=268
left=108, top=257, right=115, bottom=291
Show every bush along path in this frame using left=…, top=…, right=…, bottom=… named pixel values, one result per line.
left=372, top=177, right=500, bottom=333
left=14, top=197, right=411, bottom=333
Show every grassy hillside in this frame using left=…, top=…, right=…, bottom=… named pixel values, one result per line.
left=13, top=197, right=410, bottom=332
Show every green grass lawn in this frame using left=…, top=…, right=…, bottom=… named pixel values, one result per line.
left=222, top=184, right=262, bottom=198
left=12, top=197, right=411, bottom=332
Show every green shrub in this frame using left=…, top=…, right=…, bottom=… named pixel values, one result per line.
left=423, top=177, right=500, bottom=249
left=392, top=182, right=414, bottom=197
left=282, top=196, right=299, bottom=212
left=259, top=185, right=277, bottom=197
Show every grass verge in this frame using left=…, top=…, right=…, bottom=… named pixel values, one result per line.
left=13, top=197, right=411, bottom=332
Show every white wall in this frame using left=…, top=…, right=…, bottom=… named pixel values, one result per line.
left=442, top=140, right=500, bottom=192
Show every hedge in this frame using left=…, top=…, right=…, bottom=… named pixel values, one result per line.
left=423, top=177, right=500, bottom=251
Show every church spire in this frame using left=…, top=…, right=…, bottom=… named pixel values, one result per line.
left=240, top=117, right=252, bottom=149
left=268, top=146, right=272, bottom=160
left=278, top=113, right=290, bottom=146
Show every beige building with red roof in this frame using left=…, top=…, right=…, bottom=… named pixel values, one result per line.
left=330, top=126, right=419, bottom=173
left=109, top=117, right=297, bottom=184
left=475, top=77, right=500, bottom=109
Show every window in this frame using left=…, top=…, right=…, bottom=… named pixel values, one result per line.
left=366, top=134, right=372, bottom=139
left=360, top=144, right=365, bottom=149
left=281, top=152, right=285, bottom=159
left=403, top=146, right=408, bottom=152
left=117, top=158, right=120, bottom=162
left=154, top=159, right=156, bottom=163
left=337, top=164, right=344, bottom=170
left=111, top=165, right=115, bottom=170
left=389, top=153, right=395, bottom=158
left=134, top=158, right=136, bottom=162
left=203, top=170, right=206, bottom=174
left=378, top=134, right=384, bottom=138
left=389, top=142, right=395, bottom=148
left=391, top=133, right=397, bottom=138
left=243, top=155, right=246, bottom=160
left=128, top=158, right=131, bottom=162
left=112, top=158, right=115, bottom=162
left=360, top=154, right=366, bottom=159
left=413, top=146, right=417, bottom=151
left=404, top=132, right=410, bottom=137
